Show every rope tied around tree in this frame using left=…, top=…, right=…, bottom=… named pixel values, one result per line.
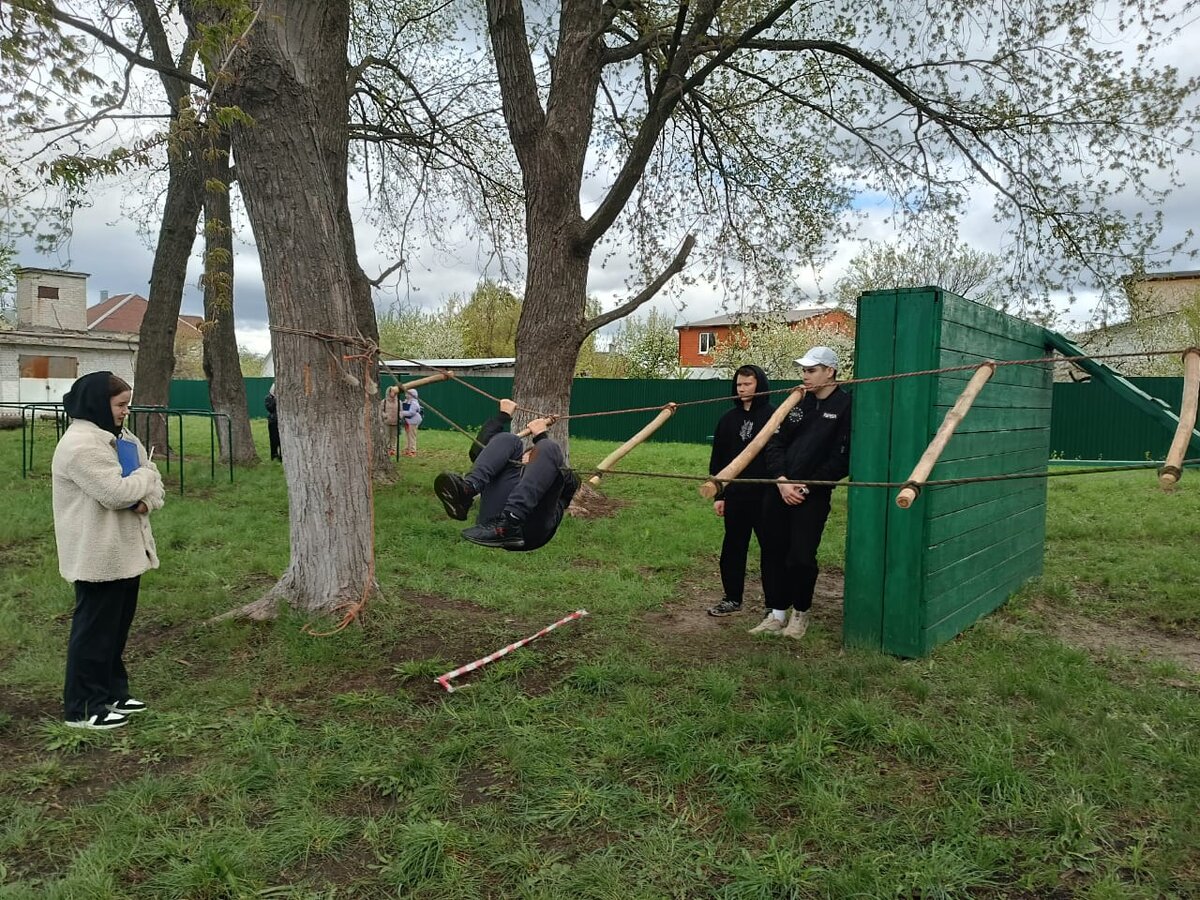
left=269, top=324, right=383, bottom=635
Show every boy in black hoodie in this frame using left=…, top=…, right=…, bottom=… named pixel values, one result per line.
left=707, top=365, right=777, bottom=616
left=750, top=346, right=851, bottom=640
left=433, top=399, right=579, bottom=551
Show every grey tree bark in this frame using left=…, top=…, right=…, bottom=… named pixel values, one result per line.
left=200, top=131, right=258, bottom=464
left=487, top=0, right=695, bottom=452
left=128, top=0, right=203, bottom=454
left=215, top=0, right=380, bottom=616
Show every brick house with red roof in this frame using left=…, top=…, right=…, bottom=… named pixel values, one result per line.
left=86, top=292, right=204, bottom=338
left=675, top=307, right=855, bottom=372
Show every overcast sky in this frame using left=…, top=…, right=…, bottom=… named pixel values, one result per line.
left=9, top=5, right=1200, bottom=354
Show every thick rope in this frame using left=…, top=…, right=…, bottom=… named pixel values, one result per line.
left=370, top=337, right=1195, bottom=423
left=271, top=325, right=1198, bottom=494
left=575, top=458, right=1200, bottom=490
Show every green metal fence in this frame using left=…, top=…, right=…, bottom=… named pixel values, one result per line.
left=1049, top=377, right=1190, bottom=461
left=169, top=374, right=1189, bottom=458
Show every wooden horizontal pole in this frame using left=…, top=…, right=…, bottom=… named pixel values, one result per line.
left=896, top=362, right=995, bottom=509
left=699, top=386, right=806, bottom=500
left=516, top=414, right=558, bottom=439
left=400, top=371, right=451, bottom=392
left=1159, top=347, right=1200, bottom=490
left=589, top=403, right=677, bottom=486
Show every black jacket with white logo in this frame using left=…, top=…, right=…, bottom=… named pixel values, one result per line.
left=708, top=365, right=776, bottom=500
left=762, top=386, right=851, bottom=491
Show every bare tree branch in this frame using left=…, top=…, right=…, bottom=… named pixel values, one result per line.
left=583, top=234, right=695, bottom=335
left=10, top=0, right=209, bottom=90
left=368, top=258, right=405, bottom=287
left=485, top=0, right=546, bottom=165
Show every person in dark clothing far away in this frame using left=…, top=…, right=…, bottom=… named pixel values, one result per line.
left=750, top=346, right=852, bottom=640
left=264, top=383, right=281, bottom=461
left=707, top=364, right=777, bottom=617
left=434, top=399, right=579, bottom=551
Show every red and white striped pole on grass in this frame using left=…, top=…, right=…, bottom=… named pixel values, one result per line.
left=435, top=609, right=590, bottom=693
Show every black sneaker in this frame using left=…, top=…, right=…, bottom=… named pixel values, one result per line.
left=434, top=472, right=475, bottom=521
left=462, top=516, right=525, bottom=550
left=707, top=598, right=743, bottom=617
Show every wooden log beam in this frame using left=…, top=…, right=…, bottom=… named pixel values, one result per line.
left=1159, top=347, right=1200, bottom=490
left=589, top=403, right=677, bottom=486
left=516, top=414, right=558, bottom=439
left=698, top=386, right=806, bottom=499
left=896, top=362, right=996, bottom=509
left=400, top=371, right=451, bottom=391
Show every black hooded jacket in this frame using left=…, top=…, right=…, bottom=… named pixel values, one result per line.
left=63, top=371, right=122, bottom=437
left=708, top=365, right=776, bottom=500
left=762, top=385, right=851, bottom=492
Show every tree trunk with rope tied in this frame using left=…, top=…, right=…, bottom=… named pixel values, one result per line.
left=488, top=0, right=696, bottom=451
left=200, top=0, right=381, bottom=620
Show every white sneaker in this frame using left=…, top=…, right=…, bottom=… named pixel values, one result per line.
left=782, top=611, right=809, bottom=640
left=748, top=613, right=785, bottom=635
left=107, top=698, right=148, bottom=714
left=65, top=710, right=129, bottom=730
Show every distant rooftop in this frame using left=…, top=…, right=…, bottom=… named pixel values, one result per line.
left=86, top=293, right=203, bottom=335
left=380, top=358, right=516, bottom=369
left=15, top=267, right=90, bottom=278
left=1127, top=269, right=1200, bottom=282
left=676, top=307, right=841, bottom=329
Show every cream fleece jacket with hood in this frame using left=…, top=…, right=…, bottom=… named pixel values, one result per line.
left=51, top=420, right=166, bottom=583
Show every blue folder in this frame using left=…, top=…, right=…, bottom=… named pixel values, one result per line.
left=116, top=437, right=140, bottom=476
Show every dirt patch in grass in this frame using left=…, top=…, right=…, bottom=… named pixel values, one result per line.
left=457, top=761, right=515, bottom=809
left=0, top=536, right=48, bottom=569
left=566, top=483, right=628, bottom=519
left=1045, top=606, right=1200, bottom=676
left=641, top=568, right=846, bottom=658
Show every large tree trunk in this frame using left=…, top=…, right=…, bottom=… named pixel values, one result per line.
left=200, top=132, right=258, bottom=464
left=132, top=149, right=203, bottom=453
left=513, top=225, right=588, bottom=453
left=329, top=103, right=394, bottom=479
left=490, top=0, right=604, bottom=451
left=223, top=0, right=379, bottom=616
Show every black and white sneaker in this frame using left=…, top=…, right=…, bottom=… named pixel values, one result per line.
left=65, top=710, right=130, bottom=730
left=434, top=472, right=475, bottom=521
left=107, top=698, right=148, bottom=714
left=707, top=598, right=743, bottom=617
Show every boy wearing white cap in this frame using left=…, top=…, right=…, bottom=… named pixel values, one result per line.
left=749, top=346, right=851, bottom=639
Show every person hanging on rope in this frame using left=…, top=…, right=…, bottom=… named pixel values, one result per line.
left=433, top=399, right=579, bottom=551
left=706, top=364, right=777, bottom=618
left=750, top=346, right=852, bottom=640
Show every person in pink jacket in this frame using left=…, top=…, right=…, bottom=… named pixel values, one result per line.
left=401, top=388, right=423, bottom=457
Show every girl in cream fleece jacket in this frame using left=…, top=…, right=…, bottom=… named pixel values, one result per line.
left=52, top=372, right=165, bottom=729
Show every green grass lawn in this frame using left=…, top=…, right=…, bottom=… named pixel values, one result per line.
left=1, top=419, right=1198, bottom=898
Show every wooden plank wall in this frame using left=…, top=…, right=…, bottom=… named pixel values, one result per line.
left=844, top=290, right=899, bottom=649
left=919, top=293, right=1053, bottom=652
left=845, top=288, right=1052, bottom=657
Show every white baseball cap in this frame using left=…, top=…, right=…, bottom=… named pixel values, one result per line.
left=795, top=346, right=839, bottom=369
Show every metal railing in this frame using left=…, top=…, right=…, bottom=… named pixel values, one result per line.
left=3, top=402, right=235, bottom=493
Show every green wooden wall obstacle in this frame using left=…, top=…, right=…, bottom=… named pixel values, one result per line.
left=844, top=287, right=1054, bottom=657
